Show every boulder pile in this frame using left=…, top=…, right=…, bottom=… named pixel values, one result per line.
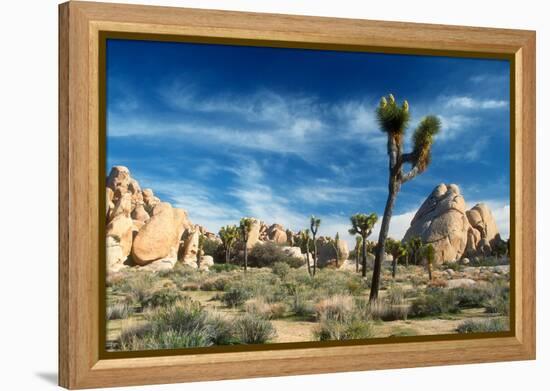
left=403, top=183, right=505, bottom=264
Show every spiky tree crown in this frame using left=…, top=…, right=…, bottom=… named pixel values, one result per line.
left=424, top=244, right=435, bottom=262
left=219, top=225, right=239, bottom=246
left=310, top=216, right=321, bottom=235
left=386, top=238, right=406, bottom=258
left=412, top=115, right=441, bottom=172
left=239, top=217, right=254, bottom=239
left=349, top=213, right=378, bottom=236
left=376, top=93, right=410, bottom=135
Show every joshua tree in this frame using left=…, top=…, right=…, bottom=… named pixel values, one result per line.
left=196, top=233, right=205, bottom=269
left=349, top=213, right=378, bottom=278
left=370, top=94, right=441, bottom=302
left=406, top=236, right=423, bottom=266
left=386, top=238, right=407, bottom=278
left=354, top=236, right=363, bottom=273
left=310, top=216, right=321, bottom=276
left=239, top=217, right=254, bottom=272
left=219, top=225, right=239, bottom=264
left=299, top=229, right=312, bottom=276
left=329, top=232, right=342, bottom=267
left=424, top=244, right=435, bottom=280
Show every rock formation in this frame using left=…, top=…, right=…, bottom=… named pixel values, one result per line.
left=403, top=183, right=503, bottom=264
left=105, top=166, right=193, bottom=273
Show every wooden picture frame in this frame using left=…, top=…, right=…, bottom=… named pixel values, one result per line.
left=59, top=1, right=536, bottom=389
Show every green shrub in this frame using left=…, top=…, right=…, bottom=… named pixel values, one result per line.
left=117, top=299, right=238, bottom=350
left=200, top=275, right=234, bottom=291
left=247, top=242, right=304, bottom=268
left=142, top=288, right=183, bottom=309
left=409, top=288, right=460, bottom=317
left=271, top=262, right=291, bottom=279
left=314, top=318, right=374, bottom=341
left=234, top=313, right=276, bottom=344
left=457, top=318, right=509, bottom=333
left=222, top=284, right=252, bottom=307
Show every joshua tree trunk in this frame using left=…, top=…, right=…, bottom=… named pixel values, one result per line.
left=243, top=244, right=248, bottom=272
left=371, top=178, right=398, bottom=301
left=355, top=249, right=359, bottom=273
left=312, top=236, right=317, bottom=276
left=305, top=241, right=312, bottom=276
left=427, top=262, right=433, bottom=280
left=392, top=257, right=397, bottom=278
left=361, top=234, right=368, bottom=277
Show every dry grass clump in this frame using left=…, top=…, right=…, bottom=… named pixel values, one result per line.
left=315, top=295, right=354, bottom=322
left=245, top=298, right=287, bottom=319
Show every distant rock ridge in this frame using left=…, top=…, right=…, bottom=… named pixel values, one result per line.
left=403, top=183, right=504, bottom=264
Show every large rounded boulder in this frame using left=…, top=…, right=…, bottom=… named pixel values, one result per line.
left=131, top=202, right=188, bottom=265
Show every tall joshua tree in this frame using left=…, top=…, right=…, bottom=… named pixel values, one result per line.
left=310, top=216, right=321, bottom=276
left=349, top=213, right=378, bottom=278
left=370, top=94, right=441, bottom=302
left=299, top=229, right=312, bottom=276
left=219, top=225, right=239, bottom=264
left=354, top=236, right=363, bottom=273
left=239, top=218, right=254, bottom=272
left=386, top=238, right=407, bottom=278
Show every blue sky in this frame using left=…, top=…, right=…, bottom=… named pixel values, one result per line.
left=106, top=39, right=510, bottom=246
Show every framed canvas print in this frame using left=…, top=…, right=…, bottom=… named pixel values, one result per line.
left=58, top=1, right=536, bottom=389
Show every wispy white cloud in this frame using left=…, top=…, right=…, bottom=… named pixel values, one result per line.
left=445, top=96, right=508, bottom=110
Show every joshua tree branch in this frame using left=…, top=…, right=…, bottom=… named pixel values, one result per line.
left=400, top=165, right=420, bottom=184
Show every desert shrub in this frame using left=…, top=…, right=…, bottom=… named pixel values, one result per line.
left=222, top=283, right=252, bottom=307
left=312, top=270, right=366, bottom=296
left=409, top=288, right=460, bottom=317
left=363, top=298, right=409, bottom=321
left=234, top=313, right=276, bottom=344
left=314, top=318, right=374, bottom=341
left=209, top=263, right=240, bottom=273
left=247, top=242, right=304, bottom=268
left=457, top=318, right=509, bottom=333
left=118, top=298, right=238, bottom=350
left=142, top=288, right=183, bottom=309
left=245, top=298, right=288, bottom=319
left=107, top=302, right=133, bottom=320
left=200, top=275, right=235, bottom=291
left=222, top=272, right=288, bottom=304
left=315, top=295, right=354, bottom=322
left=386, top=284, right=405, bottom=305
left=117, top=272, right=157, bottom=304
left=483, top=280, right=510, bottom=315
left=204, top=313, right=237, bottom=345
left=289, top=286, right=316, bottom=318
left=271, top=262, right=291, bottom=279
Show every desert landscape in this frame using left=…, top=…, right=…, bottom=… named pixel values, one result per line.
left=105, top=165, right=510, bottom=351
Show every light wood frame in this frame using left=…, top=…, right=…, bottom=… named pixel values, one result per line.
left=59, top=1, right=536, bottom=389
